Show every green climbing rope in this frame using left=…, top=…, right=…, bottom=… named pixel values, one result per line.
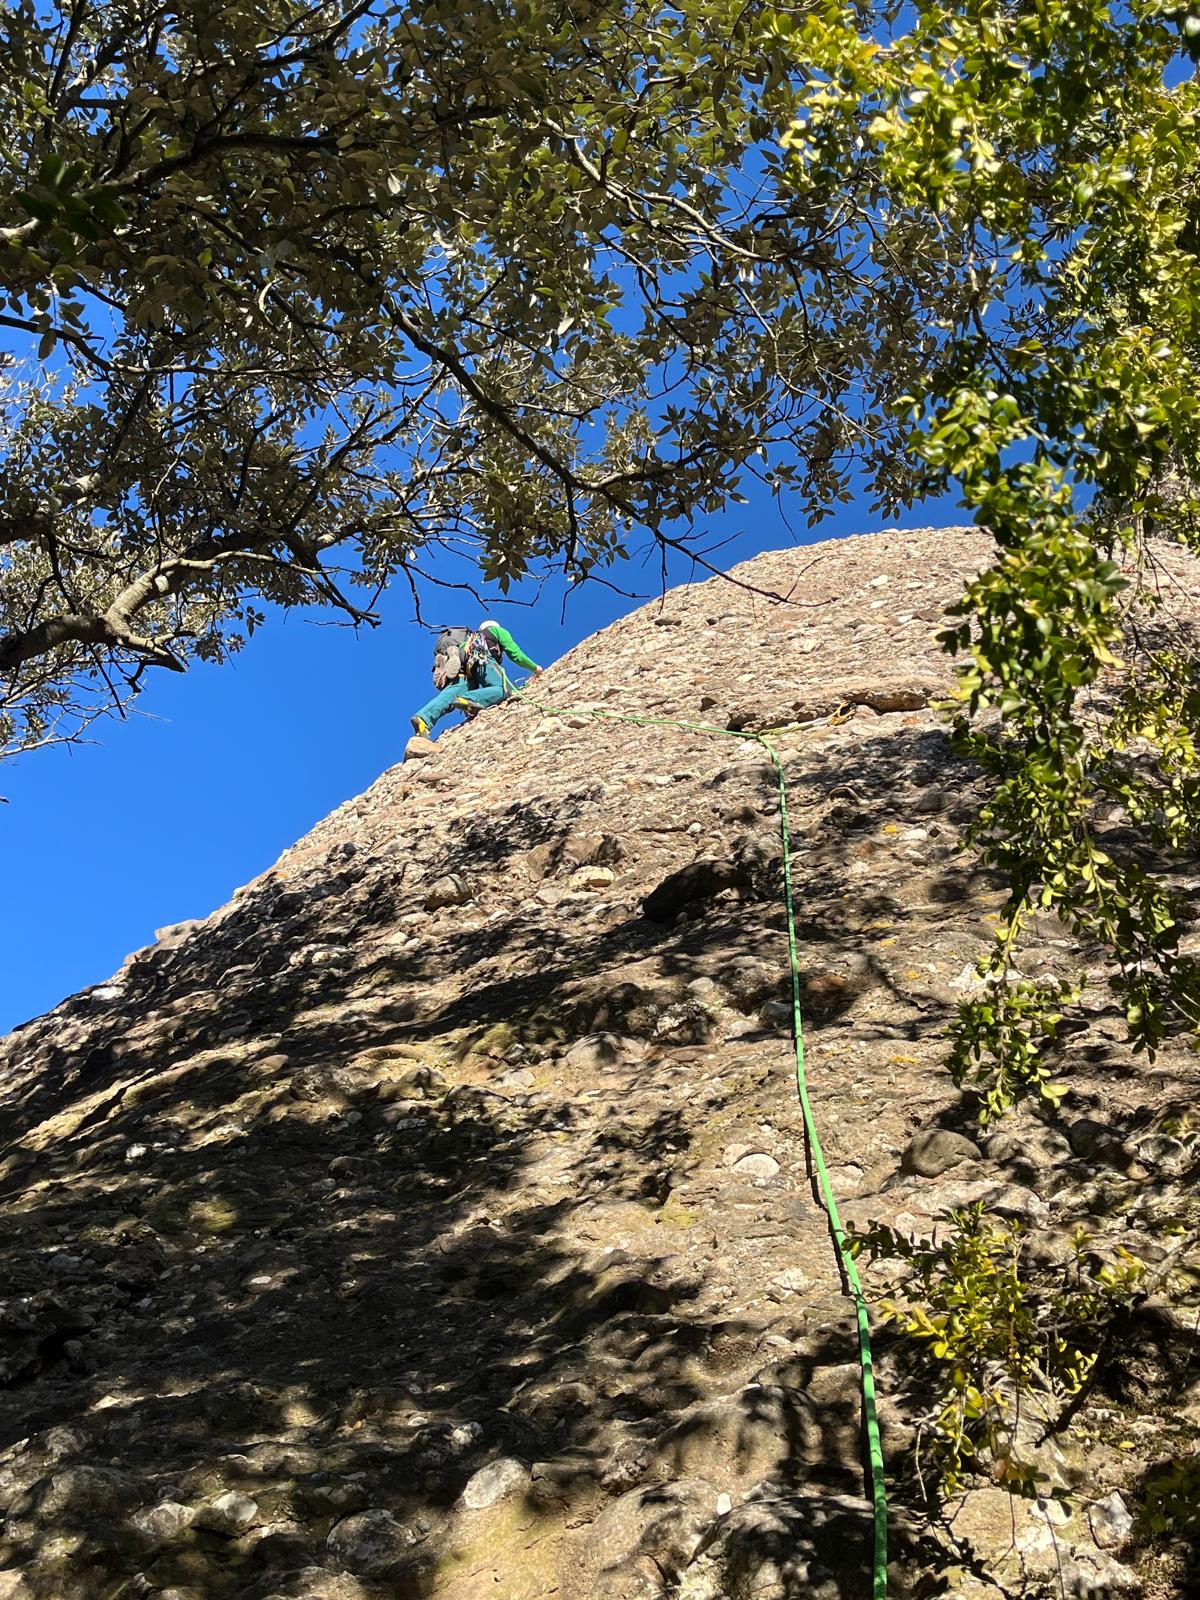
left=497, top=674, right=889, bottom=1599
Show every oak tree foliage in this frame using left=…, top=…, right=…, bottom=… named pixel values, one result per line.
left=784, top=0, right=1200, bottom=1103
left=0, top=0, right=932, bottom=756
left=786, top=0, right=1200, bottom=1513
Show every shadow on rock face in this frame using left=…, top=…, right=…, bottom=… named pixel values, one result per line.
left=674, top=1490, right=925, bottom=1600
left=5, top=531, right=1200, bottom=1600
left=0, top=981, right=896, bottom=1600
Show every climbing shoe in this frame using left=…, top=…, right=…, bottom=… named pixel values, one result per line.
left=411, top=714, right=430, bottom=737
left=453, top=696, right=479, bottom=719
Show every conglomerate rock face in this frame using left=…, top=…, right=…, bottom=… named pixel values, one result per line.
left=0, top=526, right=1197, bottom=1600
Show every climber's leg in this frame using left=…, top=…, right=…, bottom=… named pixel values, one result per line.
left=411, top=681, right=468, bottom=734
left=452, top=660, right=507, bottom=715
left=413, top=663, right=508, bottom=735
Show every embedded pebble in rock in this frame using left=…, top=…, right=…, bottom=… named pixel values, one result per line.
left=767, top=1266, right=809, bottom=1298
left=1066, top=1118, right=1128, bottom=1163
left=423, top=873, right=472, bottom=911
left=759, top=998, right=794, bottom=1029
left=130, top=1500, right=195, bottom=1546
left=569, top=865, right=615, bottom=892
left=1132, top=1133, right=1189, bottom=1176
left=900, top=1128, right=982, bottom=1178
left=460, top=1457, right=531, bottom=1510
left=984, top=1124, right=1072, bottom=1170
left=1, top=526, right=1197, bottom=1600
left=563, top=1032, right=642, bottom=1071
left=326, top=1509, right=416, bottom=1574
left=732, top=1152, right=780, bottom=1179
left=1088, top=1490, right=1134, bottom=1549
left=199, top=1490, right=260, bottom=1534
left=1072, top=1553, right=1142, bottom=1595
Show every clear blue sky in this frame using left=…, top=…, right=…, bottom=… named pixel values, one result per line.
left=6, top=31, right=1190, bottom=1036
left=0, top=486, right=958, bottom=1035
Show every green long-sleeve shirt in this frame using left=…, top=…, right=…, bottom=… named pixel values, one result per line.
left=479, top=620, right=539, bottom=672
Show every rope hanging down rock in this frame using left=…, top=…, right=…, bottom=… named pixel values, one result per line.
left=498, top=671, right=889, bottom=1600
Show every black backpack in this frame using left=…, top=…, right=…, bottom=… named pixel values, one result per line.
left=432, top=626, right=501, bottom=690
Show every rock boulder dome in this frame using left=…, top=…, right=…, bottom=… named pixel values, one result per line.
left=2, top=525, right=1197, bottom=1600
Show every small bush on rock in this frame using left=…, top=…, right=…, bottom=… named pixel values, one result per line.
left=851, top=1203, right=1147, bottom=1498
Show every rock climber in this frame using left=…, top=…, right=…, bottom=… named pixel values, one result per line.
left=410, top=620, right=542, bottom=738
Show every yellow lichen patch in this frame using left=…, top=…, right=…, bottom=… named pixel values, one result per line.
left=187, top=1197, right=239, bottom=1235
left=257, top=1099, right=339, bottom=1130
left=348, top=1040, right=445, bottom=1073
left=457, top=1021, right=519, bottom=1062
left=576, top=1199, right=672, bottom=1240
left=279, top=1393, right=326, bottom=1428
left=435, top=1496, right=565, bottom=1600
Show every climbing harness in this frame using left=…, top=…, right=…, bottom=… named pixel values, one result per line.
left=431, top=624, right=503, bottom=690
left=499, top=670, right=889, bottom=1600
